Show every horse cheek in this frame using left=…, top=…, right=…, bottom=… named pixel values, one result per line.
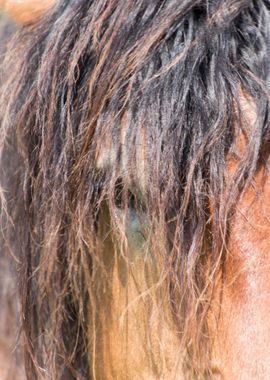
left=215, top=169, right=270, bottom=378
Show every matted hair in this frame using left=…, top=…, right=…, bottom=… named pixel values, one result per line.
left=1, top=0, right=270, bottom=378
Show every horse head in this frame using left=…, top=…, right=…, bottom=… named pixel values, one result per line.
left=1, top=1, right=270, bottom=379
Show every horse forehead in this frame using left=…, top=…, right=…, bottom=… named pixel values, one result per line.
left=213, top=166, right=270, bottom=377
left=96, top=91, right=257, bottom=186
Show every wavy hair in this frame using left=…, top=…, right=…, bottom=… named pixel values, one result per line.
left=1, top=0, right=270, bottom=378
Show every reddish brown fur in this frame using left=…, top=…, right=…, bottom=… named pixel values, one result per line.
left=1, top=0, right=55, bottom=23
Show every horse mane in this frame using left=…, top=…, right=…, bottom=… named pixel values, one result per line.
left=1, top=0, right=270, bottom=378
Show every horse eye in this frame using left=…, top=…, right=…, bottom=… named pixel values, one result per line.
left=114, top=179, right=143, bottom=211
left=113, top=179, right=147, bottom=252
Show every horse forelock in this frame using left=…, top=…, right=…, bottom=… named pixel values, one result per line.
left=1, top=0, right=270, bottom=378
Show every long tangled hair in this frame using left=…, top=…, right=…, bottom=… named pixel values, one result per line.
left=1, top=0, right=270, bottom=378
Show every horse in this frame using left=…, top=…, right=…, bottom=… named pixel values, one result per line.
left=0, top=0, right=55, bottom=23
left=1, top=0, right=270, bottom=379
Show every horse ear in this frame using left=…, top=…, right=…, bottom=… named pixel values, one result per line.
left=3, top=0, right=56, bottom=24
